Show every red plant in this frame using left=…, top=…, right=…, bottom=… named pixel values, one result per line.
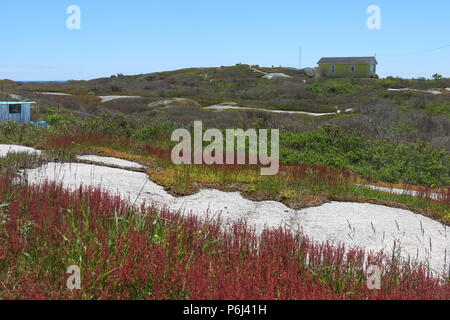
left=140, top=144, right=172, bottom=161
left=280, top=164, right=354, bottom=188
left=0, top=178, right=448, bottom=300
left=45, top=134, right=77, bottom=149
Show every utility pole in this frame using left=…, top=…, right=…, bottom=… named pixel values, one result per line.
left=299, top=46, right=302, bottom=70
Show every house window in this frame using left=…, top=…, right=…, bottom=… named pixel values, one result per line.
left=331, top=65, right=336, bottom=73
left=9, top=104, right=22, bottom=114
left=350, top=64, right=356, bottom=73
left=370, top=64, right=376, bottom=73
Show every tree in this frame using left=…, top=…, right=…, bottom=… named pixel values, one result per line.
left=432, top=73, right=443, bottom=80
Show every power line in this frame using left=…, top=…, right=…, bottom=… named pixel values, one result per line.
left=377, top=43, right=450, bottom=57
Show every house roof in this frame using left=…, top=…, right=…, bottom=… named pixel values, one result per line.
left=317, top=57, right=378, bottom=65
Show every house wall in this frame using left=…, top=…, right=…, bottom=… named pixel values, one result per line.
left=318, top=63, right=375, bottom=78
left=0, top=103, right=32, bottom=123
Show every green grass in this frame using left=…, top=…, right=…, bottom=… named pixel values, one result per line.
left=424, top=101, right=450, bottom=117
left=308, top=79, right=366, bottom=95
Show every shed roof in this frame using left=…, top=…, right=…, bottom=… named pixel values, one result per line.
left=0, top=101, right=36, bottom=104
left=318, top=57, right=378, bottom=65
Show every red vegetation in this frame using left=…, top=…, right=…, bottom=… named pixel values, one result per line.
left=280, top=164, right=354, bottom=186
left=140, top=144, right=172, bottom=161
left=0, top=178, right=448, bottom=300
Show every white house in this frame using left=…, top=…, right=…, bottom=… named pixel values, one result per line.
left=0, top=101, right=36, bottom=123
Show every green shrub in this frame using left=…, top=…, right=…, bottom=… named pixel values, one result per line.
left=132, top=125, right=157, bottom=141
left=280, top=126, right=449, bottom=186
left=84, top=114, right=133, bottom=137
left=308, top=80, right=360, bottom=95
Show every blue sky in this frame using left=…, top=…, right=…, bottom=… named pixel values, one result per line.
left=1, top=0, right=449, bottom=80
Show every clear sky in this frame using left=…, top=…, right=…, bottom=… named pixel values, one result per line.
left=1, top=0, right=449, bottom=80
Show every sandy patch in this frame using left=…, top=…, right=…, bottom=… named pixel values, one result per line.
left=76, top=155, right=145, bottom=170
left=21, top=162, right=450, bottom=274
left=204, top=103, right=337, bottom=117
left=249, top=67, right=267, bottom=75
left=99, top=95, right=143, bottom=103
left=21, top=163, right=172, bottom=206
left=358, top=184, right=441, bottom=200
left=148, top=98, right=200, bottom=108
left=297, top=202, right=448, bottom=273
left=263, top=73, right=291, bottom=79
left=36, top=92, right=72, bottom=96
left=0, top=145, right=42, bottom=158
left=388, top=88, right=442, bottom=95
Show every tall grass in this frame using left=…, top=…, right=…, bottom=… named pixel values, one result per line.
left=0, top=152, right=44, bottom=174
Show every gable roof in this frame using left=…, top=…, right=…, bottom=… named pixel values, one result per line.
left=318, top=57, right=378, bottom=65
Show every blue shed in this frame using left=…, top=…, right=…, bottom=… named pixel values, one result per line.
left=0, top=101, right=36, bottom=123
